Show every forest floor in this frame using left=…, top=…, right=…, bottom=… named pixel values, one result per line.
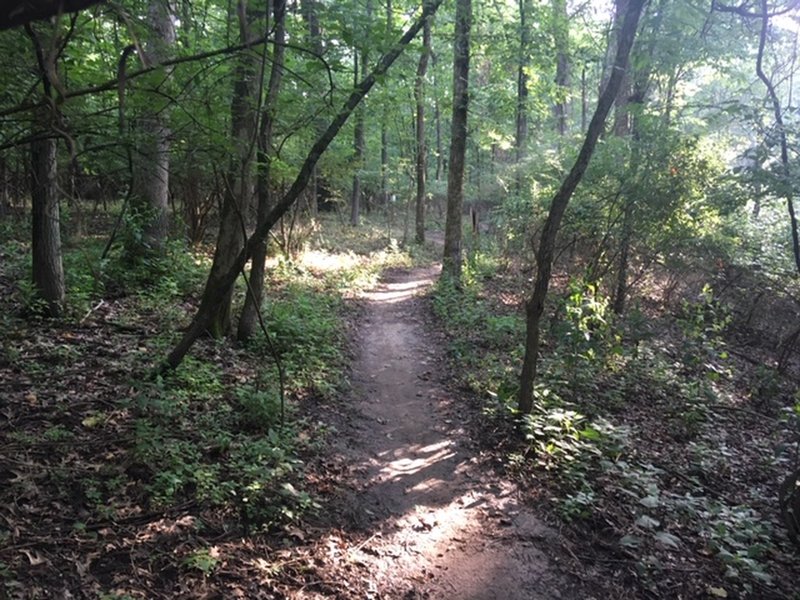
left=2, top=219, right=799, bottom=598
left=296, top=263, right=596, bottom=599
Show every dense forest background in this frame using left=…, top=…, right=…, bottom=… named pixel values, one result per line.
left=2, top=0, right=800, bottom=597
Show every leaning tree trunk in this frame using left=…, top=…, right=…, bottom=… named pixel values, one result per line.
left=442, top=0, right=471, bottom=281
left=414, top=11, right=431, bottom=244
left=164, top=0, right=445, bottom=371
left=238, top=0, right=286, bottom=343
left=517, top=0, right=645, bottom=415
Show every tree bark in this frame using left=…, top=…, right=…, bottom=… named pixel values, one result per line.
left=26, top=23, right=65, bottom=317
left=552, top=0, right=570, bottom=136
left=164, top=0, right=445, bottom=371
left=237, top=0, right=286, bottom=343
left=350, top=49, right=363, bottom=226
left=515, top=0, right=531, bottom=192
left=380, top=0, right=393, bottom=211
left=31, top=131, right=65, bottom=317
left=300, top=0, right=324, bottom=216
left=517, top=0, right=646, bottom=414
left=206, top=0, right=261, bottom=338
left=128, top=0, right=176, bottom=259
left=414, top=11, right=431, bottom=244
left=351, top=0, right=372, bottom=227
left=442, top=0, right=471, bottom=281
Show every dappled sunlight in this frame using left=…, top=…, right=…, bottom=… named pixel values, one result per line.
left=298, top=249, right=361, bottom=272
left=378, top=440, right=457, bottom=480
left=361, top=274, right=438, bottom=304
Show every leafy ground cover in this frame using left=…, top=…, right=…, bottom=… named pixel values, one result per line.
left=432, top=240, right=800, bottom=599
left=0, top=214, right=418, bottom=598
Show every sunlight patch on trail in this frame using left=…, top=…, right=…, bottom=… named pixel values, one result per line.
left=361, top=276, right=437, bottom=304
left=378, top=440, right=457, bottom=480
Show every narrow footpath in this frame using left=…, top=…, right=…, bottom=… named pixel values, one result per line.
left=303, top=264, right=594, bottom=599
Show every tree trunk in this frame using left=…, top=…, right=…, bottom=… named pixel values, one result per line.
left=0, top=154, right=8, bottom=217
left=128, top=0, right=176, bottom=259
left=164, top=0, right=445, bottom=371
left=350, top=49, right=363, bottom=226
left=517, top=0, right=645, bottom=415
left=754, top=0, right=800, bottom=276
left=442, top=0, right=471, bottom=281
left=611, top=0, right=658, bottom=315
left=515, top=0, right=531, bottom=193
left=414, top=12, right=431, bottom=244
left=581, top=64, right=587, bottom=132
left=237, top=0, right=286, bottom=343
left=207, top=0, right=260, bottom=337
left=300, top=0, right=324, bottom=216
left=380, top=0, right=392, bottom=211
left=351, top=0, right=372, bottom=227
left=612, top=201, right=632, bottom=314
left=31, top=132, right=65, bottom=317
left=552, top=0, right=570, bottom=136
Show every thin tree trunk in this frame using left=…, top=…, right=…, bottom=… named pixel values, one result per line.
left=350, top=49, right=363, bottom=226
left=442, top=0, right=471, bottom=281
left=237, top=0, right=286, bottom=342
left=612, top=201, right=632, bottom=314
left=517, top=0, right=645, bottom=414
left=754, top=0, right=800, bottom=275
left=300, top=0, right=323, bottom=216
left=380, top=0, right=392, bottom=211
left=414, top=12, right=431, bottom=244
left=552, top=0, right=570, bottom=136
left=0, top=154, right=8, bottom=217
left=165, top=0, right=445, bottom=371
left=581, top=64, right=587, bottom=132
left=515, top=0, right=531, bottom=193
left=434, top=53, right=443, bottom=182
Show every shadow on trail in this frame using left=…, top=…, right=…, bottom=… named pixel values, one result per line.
left=315, top=263, right=578, bottom=599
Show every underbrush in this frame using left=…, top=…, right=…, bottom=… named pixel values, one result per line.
left=0, top=217, right=419, bottom=595
left=433, top=249, right=798, bottom=598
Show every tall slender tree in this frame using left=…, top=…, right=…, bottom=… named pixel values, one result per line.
left=442, top=0, right=471, bottom=281
left=515, top=0, right=532, bottom=192
left=552, top=0, right=570, bottom=136
left=414, top=6, right=431, bottom=244
left=517, top=0, right=646, bottom=415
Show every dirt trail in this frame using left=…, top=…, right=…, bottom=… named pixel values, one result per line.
left=307, top=264, right=590, bottom=599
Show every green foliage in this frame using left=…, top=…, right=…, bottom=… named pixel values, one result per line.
left=183, top=547, right=219, bottom=576
left=132, top=363, right=315, bottom=531
left=253, top=281, right=344, bottom=399
left=675, top=284, right=731, bottom=376
left=704, top=504, right=773, bottom=584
